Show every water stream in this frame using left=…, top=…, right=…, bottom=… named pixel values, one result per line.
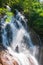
left=0, top=9, right=39, bottom=65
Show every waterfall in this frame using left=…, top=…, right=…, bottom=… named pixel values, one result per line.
left=0, top=9, right=39, bottom=65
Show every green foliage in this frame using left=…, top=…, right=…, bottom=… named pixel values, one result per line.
left=6, top=12, right=13, bottom=22
left=7, top=0, right=32, bottom=13
left=0, top=8, right=7, bottom=15
left=0, top=7, right=13, bottom=23
left=0, top=0, right=9, bottom=7
left=29, top=2, right=43, bottom=27
left=27, top=1, right=43, bottom=37
left=0, top=0, right=43, bottom=38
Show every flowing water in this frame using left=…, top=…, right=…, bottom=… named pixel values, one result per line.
left=0, top=9, right=39, bottom=65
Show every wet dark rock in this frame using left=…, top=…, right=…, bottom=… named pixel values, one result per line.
left=29, top=28, right=41, bottom=46
left=5, top=24, right=13, bottom=45
left=15, top=45, right=19, bottom=53
left=0, top=20, right=3, bottom=44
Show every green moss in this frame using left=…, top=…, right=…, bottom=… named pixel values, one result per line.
left=0, top=8, right=7, bottom=15
left=6, top=12, right=13, bottom=22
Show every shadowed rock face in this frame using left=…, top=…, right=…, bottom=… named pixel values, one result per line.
left=0, top=20, right=4, bottom=46
left=0, top=21, right=2, bottom=44
left=5, top=24, right=13, bottom=45
left=28, top=28, right=41, bottom=46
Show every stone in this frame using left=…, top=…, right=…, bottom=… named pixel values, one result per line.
left=0, top=50, right=18, bottom=65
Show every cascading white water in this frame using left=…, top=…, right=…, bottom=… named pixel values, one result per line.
left=0, top=9, right=39, bottom=65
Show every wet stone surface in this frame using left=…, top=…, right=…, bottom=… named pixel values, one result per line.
left=0, top=50, right=19, bottom=65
